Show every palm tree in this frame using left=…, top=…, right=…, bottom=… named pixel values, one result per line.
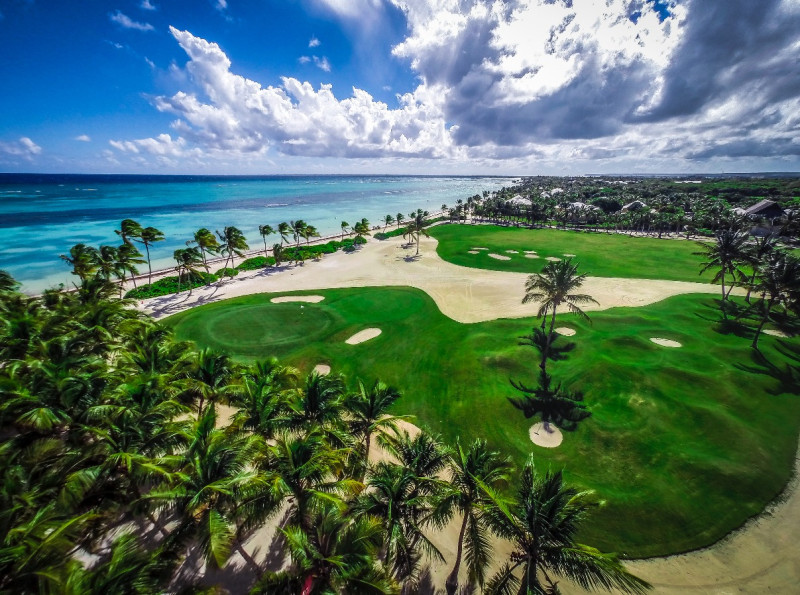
left=229, top=358, right=299, bottom=440
left=353, top=218, right=371, bottom=241
left=743, top=233, right=778, bottom=303
left=255, top=503, right=395, bottom=594
left=96, top=245, right=123, bottom=282
left=302, top=224, right=319, bottom=246
left=189, top=228, right=220, bottom=274
left=345, top=379, right=405, bottom=479
left=173, top=247, right=204, bottom=295
left=60, top=243, right=99, bottom=281
left=290, top=220, right=308, bottom=249
left=117, top=243, right=145, bottom=290
left=137, top=226, right=165, bottom=285
left=259, top=224, right=275, bottom=257
left=182, top=347, right=236, bottom=418
left=695, top=227, right=749, bottom=319
left=384, top=214, right=395, bottom=231
left=272, top=243, right=285, bottom=267
left=442, top=439, right=513, bottom=595
left=523, top=258, right=597, bottom=366
left=402, top=210, right=430, bottom=256
left=396, top=213, right=405, bottom=228
left=216, top=226, right=249, bottom=277
left=115, top=218, right=143, bottom=245
left=482, top=459, right=651, bottom=595
left=340, top=220, right=350, bottom=241
left=278, top=221, right=291, bottom=245
left=750, top=252, right=800, bottom=349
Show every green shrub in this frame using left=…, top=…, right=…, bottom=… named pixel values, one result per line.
left=353, top=235, right=367, bottom=245
left=237, top=256, right=275, bottom=271
left=125, top=272, right=217, bottom=299
left=215, top=267, right=239, bottom=278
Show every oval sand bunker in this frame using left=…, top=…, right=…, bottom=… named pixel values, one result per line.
left=524, top=254, right=540, bottom=259
left=271, top=295, right=325, bottom=303
left=529, top=422, right=563, bottom=448
left=764, top=329, right=788, bottom=337
left=545, top=256, right=562, bottom=262
left=650, top=337, right=682, bottom=347
left=346, top=328, right=382, bottom=345
left=468, top=250, right=479, bottom=254
left=313, top=364, right=331, bottom=375
left=555, top=327, right=576, bottom=336
left=488, top=253, right=511, bottom=261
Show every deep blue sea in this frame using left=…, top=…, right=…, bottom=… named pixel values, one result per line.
left=0, top=174, right=511, bottom=293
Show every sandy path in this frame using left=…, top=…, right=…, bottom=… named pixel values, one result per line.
left=142, top=235, right=730, bottom=323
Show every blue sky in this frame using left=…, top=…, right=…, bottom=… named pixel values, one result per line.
left=1, top=0, right=799, bottom=174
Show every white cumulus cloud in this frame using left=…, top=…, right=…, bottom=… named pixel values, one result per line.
left=75, top=134, right=91, bottom=142
left=309, top=36, right=321, bottom=48
left=0, top=137, right=42, bottom=159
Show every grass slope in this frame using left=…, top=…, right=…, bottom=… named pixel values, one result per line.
left=429, top=224, right=712, bottom=283
left=165, top=287, right=800, bottom=558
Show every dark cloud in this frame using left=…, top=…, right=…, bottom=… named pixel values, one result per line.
left=686, top=137, right=800, bottom=160
left=636, top=0, right=800, bottom=121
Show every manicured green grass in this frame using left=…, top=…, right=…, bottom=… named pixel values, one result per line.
left=429, top=224, right=712, bottom=283
left=165, top=287, right=800, bottom=558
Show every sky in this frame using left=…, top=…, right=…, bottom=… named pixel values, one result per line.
left=1, top=0, right=799, bottom=175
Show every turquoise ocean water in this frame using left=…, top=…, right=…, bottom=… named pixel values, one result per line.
left=0, top=174, right=510, bottom=293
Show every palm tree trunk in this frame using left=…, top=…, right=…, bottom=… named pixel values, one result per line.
left=235, top=539, right=261, bottom=576
left=145, top=243, right=153, bottom=285
left=445, top=512, right=469, bottom=595
left=720, top=269, right=727, bottom=319
left=751, top=301, right=772, bottom=349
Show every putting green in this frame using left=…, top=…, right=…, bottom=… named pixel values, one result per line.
left=429, top=224, right=711, bottom=283
left=166, top=287, right=800, bottom=558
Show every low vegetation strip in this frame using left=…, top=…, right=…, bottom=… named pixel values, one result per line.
left=165, top=287, right=800, bottom=558
left=430, top=224, right=711, bottom=283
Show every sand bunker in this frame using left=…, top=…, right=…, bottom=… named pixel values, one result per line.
left=345, top=328, right=382, bottom=345
left=524, top=254, right=540, bottom=259
left=313, top=364, right=331, bottom=375
left=545, top=256, right=562, bottom=262
left=555, top=327, right=576, bottom=336
left=488, top=253, right=511, bottom=261
left=529, top=422, right=563, bottom=447
left=471, top=247, right=488, bottom=250
left=270, top=295, right=325, bottom=303
left=764, top=329, right=789, bottom=337
left=524, top=250, right=537, bottom=254
left=467, top=250, right=479, bottom=254
left=564, top=253, right=576, bottom=257
left=650, top=337, right=682, bottom=347
left=505, top=249, right=519, bottom=254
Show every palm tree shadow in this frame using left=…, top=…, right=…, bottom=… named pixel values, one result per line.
left=734, top=346, right=800, bottom=396
left=549, top=339, right=577, bottom=362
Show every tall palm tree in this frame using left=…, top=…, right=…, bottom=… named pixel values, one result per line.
left=522, top=258, right=598, bottom=362
left=695, top=227, right=749, bottom=319
left=291, top=220, right=308, bottom=249
left=259, top=224, right=275, bottom=256
left=482, top=459, right=651, bottom=595
left=302, top=224, right=319, bottom=245
left=189, top=228, right=220, bottom=274
left=215, top=226, right=249, bottom=277
left=442, top=439, right=513, bottom=595
left=353, top=218, right=371, bottom=241
left=402, top=210, right=429, bottom=256
left=60, top=243, right=99, bottom=281
left=181, top=347, right=237, bottom=418
left=396, top=213, right=405, bottom=229
left=278, top=221, right=291, bottom=245
left=115, top=218, right=143, bottom=245
left=384, top=214, right=395, bottom=231
left=340, top=220, right=350, bottom=241
left=750, top=252, right=800, bottom=349
left=117, top=243, right=145, bottom=290
left=345, top=379, right=405, bottom=479
left=743, top=233, right=778, bottom=303
left=229, top=358, right=299, bottom=440
left=173, top=247, right=204, bottom=295
left=137, top=226, right=165, bottom=286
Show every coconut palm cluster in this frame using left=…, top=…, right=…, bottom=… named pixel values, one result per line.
left=0, top=268, right=650, bottom=594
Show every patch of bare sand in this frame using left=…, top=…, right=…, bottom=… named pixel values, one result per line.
left=529, top=422, right=563, bottom=447
left=525, top=253, right=540, bottom=259
left=467, top=250, right=479, bottom=254
left=488, top=253, right=511, bottom=260
left=345, top=328, right=382, bottom=345
left=506, top=249, right=519, bottom=254
left=270, top=295, right=325, bottom=303
left=764, top=329, right=789, bottom=337
left=651, top=337, right=682, bottom=347
left=564, top=253, right=576, bottom=257
left=556, top=327, right=576, bottom=336
left=545, top=256, right=562, bottom=262
left=313, top=364, right=331, bottom=375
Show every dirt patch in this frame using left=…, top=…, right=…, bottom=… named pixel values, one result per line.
left=650, top=337, right=682, bottom=347
left=345, top=328, right=382, bottom=345
left=529, top=422, right=563, bottom=447
left=270, top=295, right=325, bottom=303
left=488, top=253, right=511, bottom=261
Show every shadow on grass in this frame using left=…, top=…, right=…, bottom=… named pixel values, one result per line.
left=734, top=347, right=800, bottom=396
